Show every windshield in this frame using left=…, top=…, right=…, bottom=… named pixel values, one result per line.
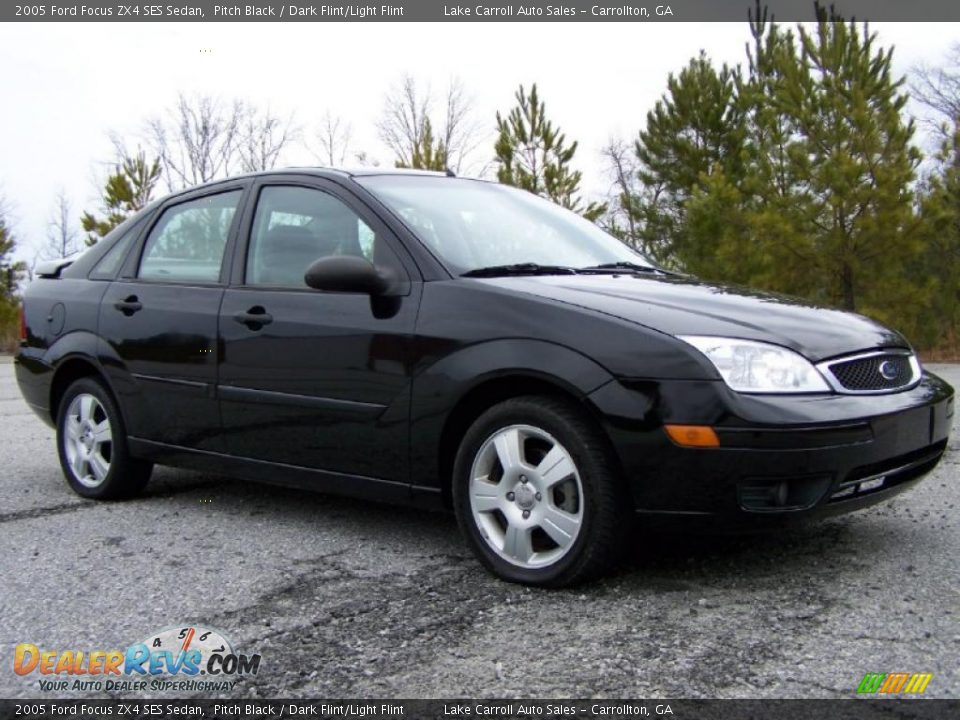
left=356, top=176, right=654, bottom=275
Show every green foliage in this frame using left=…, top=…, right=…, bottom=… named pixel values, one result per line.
left=786, top=8, right=921, bottom=314
left=496, top=84, right=606, bottom=222
left=82, top=151, right=161, bottom=246
left=916, top=130, right=960, bottom=352
left=0, top=208, right=24, bottom=351
left=631, top=52, right=745, bottom=265
left=627, top=1, right=941, bottom=348
left=398, top=117, right=448, bottom=171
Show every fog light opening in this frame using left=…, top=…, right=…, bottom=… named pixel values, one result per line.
left=774, top=481, right=789, bottom=507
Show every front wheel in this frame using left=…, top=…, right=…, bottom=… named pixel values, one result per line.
left=56, top=377, right=153, bottom=499
left=452, top=396, right=628, bottom=587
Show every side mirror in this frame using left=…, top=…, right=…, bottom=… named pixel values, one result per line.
left=304, top=256, right=395, bottom=295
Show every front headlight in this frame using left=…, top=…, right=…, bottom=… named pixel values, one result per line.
left=679, top=336, right=831, bottom=394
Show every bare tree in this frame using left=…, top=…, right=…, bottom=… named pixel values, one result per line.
left=600, top=138, right=641, bottom=243
left=310, top=111, right=353, bottom=167
left=440, top=79, right=485, bottom=172
left=377, top=75, right=484, bottom=172
left=147, top=93, right=243, bottom=188
left=911, top=43, right=960, bottom=141
left=145, top=94, right=299, bottom=189
left=352, top=150, right=380, bottom=168
left=598, top=137, right=675, bottom=262
left=43, top=190, right=81, bottom=260
left=378, top=75, right=429, bottom=168
left=310, top=112, right=380, bottom=167
left=239, top=106, right=299, bottom=172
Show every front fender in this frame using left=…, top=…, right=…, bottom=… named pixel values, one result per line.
left=409, top=338, right=616, bottom=491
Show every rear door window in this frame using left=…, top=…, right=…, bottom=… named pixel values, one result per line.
left=138, top=191, right=242, bottom=283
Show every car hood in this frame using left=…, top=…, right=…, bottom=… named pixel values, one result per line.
left=477, top=274, right=908, bottom=362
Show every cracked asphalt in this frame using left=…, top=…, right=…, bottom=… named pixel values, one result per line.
left=0, top=358, right=957, bottom=699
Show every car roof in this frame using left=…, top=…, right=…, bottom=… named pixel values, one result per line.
left=291, top=167, right=453, bottom=178
left=160, top=166, right=459, bottom=202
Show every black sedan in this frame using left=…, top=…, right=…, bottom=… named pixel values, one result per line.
left=15, top=169, right=955, bottom=586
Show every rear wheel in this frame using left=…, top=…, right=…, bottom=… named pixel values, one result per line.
left=56, top=377, right=152, bottom=499
left=452, top=396, right=628, bottom=586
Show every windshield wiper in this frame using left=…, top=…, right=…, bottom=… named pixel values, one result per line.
left=462, top=263, right=580, bottom=278
left=579, top=261, right=662, bottom=274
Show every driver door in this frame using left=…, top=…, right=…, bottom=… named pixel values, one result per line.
left=217, top=179, right=420, bottom=485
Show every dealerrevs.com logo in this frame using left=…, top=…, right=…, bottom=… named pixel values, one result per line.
left=14, top=625, right=261, bottom=693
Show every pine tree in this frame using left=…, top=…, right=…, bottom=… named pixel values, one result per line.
left=917, top=129, right=960, bottom=351
left=684, top=6, right=816, bottom=291
left=0, top=205, right=25, bottom=349
left=82, top=151, right=162, bottom=246
left=779, top=5, right=922, bottom=319
left=636, top=3, right=925, bottom=340
left=495, top=84, right=605, bottom=221
left=399, top=117, right=448, bottom=171
left=630, top=53, right=745, bottom=266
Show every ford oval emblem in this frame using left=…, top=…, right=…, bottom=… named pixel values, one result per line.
left=878, top=360, right=899, bottom=381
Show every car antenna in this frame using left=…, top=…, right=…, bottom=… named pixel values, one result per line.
left=445, top=168, right=456, bottom=177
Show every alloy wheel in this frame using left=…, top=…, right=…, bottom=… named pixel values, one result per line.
left=62, top=393, right=113, bottom=488
left=468, top=424, right=584, bottom=569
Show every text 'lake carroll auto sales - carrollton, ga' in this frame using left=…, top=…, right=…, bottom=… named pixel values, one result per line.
left=443, top=5, right=673, bottom=17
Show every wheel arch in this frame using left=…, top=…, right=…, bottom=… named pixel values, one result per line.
left=49, top=355, right=117, bottom=425
left=435, top=370, right=622, bottom=508
left=410, top=339, right=625, bottom=508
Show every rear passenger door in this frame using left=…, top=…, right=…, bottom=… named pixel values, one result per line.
left=99, top=185, right=247, bottom=451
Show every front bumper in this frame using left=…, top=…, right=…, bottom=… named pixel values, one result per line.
left=588, top=370, right=954, bottom=528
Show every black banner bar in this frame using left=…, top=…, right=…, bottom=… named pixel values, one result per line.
left=5, top=0, right=960, bottom=23
left=1, top=699, right=959, bottom=720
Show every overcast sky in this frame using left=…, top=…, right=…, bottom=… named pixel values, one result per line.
left=1, top=21, right=957, bottom=262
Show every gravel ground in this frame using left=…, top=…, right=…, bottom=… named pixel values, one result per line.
left=0, top=358, right=957, bottom=699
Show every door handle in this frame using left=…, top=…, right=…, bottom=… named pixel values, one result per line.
left=234, top=306, right=273, bottom=329
left=114, top=295, right=142, bottom=315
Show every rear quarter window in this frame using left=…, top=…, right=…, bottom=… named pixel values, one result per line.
left=88, top=218, right=145, bottom=280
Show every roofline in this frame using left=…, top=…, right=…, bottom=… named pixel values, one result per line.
left=154, top=165, right=487, bottom=203
left=287, top=166, right=454, bottom=178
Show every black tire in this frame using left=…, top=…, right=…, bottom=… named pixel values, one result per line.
left=55, top=377, right=153, bottom=500
left=452, top=395, right=629, bottom=587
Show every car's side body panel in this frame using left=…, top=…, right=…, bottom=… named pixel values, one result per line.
left=15, top=278, right=113, bottom=423
left=98, top=281, right=226, bottom=450
left=94, top=180, right=251, bottom=451
left=125, top=435, right=421, bottom=507
left=218, top=285, right=421, bottom=482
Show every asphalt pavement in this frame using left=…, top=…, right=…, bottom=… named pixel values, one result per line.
left=0, top=357, right=957, bottom=699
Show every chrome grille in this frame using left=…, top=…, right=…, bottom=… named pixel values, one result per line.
left=818, top=350, right=920, bottom=394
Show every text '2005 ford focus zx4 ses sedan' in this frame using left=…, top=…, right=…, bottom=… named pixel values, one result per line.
left=15, top=169, right=955, bottom=585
